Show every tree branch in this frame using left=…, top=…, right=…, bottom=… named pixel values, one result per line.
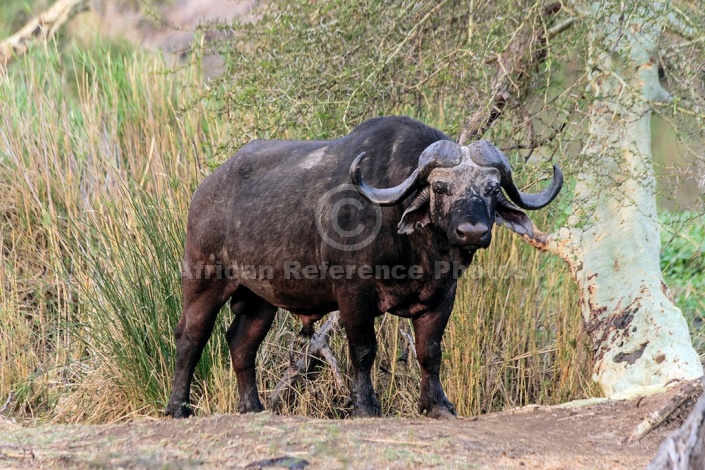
left=398, top=324, right=419, bottom=368
left=458, top=2, right=573, bottom=144
left=502, top=121, right=568, bottom=159
left=270, top=311, right=344, bottom=409
left=547, top=17, right=577, bottom=40
left=646, top=379, right=705, bottom=469
left=626, top=379, right=703, bottom=444
left=521, top=225, right=559, bottom=256
left=0, top=0, right=89, bottom=68
left=665, top=5, right=697, bottom=39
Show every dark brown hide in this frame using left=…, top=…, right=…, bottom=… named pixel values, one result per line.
left=165, top=116, right=561, bottom=419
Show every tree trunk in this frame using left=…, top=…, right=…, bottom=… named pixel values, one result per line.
left=535, top=2, right=702, bottom=397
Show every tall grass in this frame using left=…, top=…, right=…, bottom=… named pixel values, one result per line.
left=445, top=228, right=597, bottom=414
left=0, top=40, right=222, bottom=422
left=0, top=37, right=595, bottom=423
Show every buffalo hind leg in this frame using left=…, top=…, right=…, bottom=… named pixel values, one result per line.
left=412, top=292, right=457, bottom=419
left=166, top=277, right=235, bottom=419
left=226, top=289, right=277, bottom=413
left=338, top=298, right=381, bottom=418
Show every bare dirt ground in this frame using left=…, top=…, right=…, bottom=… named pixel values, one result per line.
left=0, top=388, right=693, bottom=469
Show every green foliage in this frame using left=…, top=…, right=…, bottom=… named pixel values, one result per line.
left=661, top=211, right=705, bottom=349
left=201, top=0, right=580, bottom=158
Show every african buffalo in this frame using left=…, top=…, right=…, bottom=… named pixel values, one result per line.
left=165, top=116, right=562, bottom=419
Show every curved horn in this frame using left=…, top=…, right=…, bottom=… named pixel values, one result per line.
left=467, top=140, right=563, bottom=210
left=350, top=152, right=420, bottom=206
left=405, top=185, right=431, bottom=213
left=350, top=140, right=464, bottom=206
left=416, top=140, right=464, bottom=179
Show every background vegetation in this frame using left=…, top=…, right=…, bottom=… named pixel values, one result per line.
left=0, top=0, right=701, bottom=423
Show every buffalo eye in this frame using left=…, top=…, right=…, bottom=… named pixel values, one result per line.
left=486, top=183, right=501, bottom=197
left=432, top=181, right=452, bottom=195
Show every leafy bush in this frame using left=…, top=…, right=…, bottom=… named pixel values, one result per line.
left=661, top=211, right=705, bottom=350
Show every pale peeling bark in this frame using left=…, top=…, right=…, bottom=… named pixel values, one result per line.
left=539, top=2, right=703, bottom=397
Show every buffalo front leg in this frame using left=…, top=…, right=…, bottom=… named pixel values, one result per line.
left=226, top=289, right=277, bottom=413
left=166, top=278, right=233, bottom=418
left=412, top=292, right=457, bottom=419
left=339, top=301, right=381, bottom=418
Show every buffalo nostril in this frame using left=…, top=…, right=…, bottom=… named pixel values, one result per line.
left=476, top=226, right=491, bottom=245
left=454, top=222, right=491, bottom=246
left=455, top=223, right=474, bottom=241
left=480, top=229, right=492, bottom=244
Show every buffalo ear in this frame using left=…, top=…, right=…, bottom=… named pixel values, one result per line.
left=397, top=206, right=431, bottom=235
left=397, top=187, right=431, bottom=235
left=495, top=198, right=534, bottom=237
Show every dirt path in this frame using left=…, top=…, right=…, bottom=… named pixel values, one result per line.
left=1, top=390, right=687, bottom=469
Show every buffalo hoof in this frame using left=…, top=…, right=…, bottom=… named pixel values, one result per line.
left=426, top=405, right=457, bottom=420
left=351, top=404, right=382, bottom=418
left=165, top=402, right=194, bottom=419
left=350, top=396, right=382, bottom=418
left=419, top=397, right=457, bottom=420
left=237, top=398, right=265, bottom=414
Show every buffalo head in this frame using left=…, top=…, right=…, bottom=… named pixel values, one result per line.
left=350, top=139, right=563, bottom=250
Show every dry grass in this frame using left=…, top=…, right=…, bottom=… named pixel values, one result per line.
left=0, top=40, right=220, bottom=422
